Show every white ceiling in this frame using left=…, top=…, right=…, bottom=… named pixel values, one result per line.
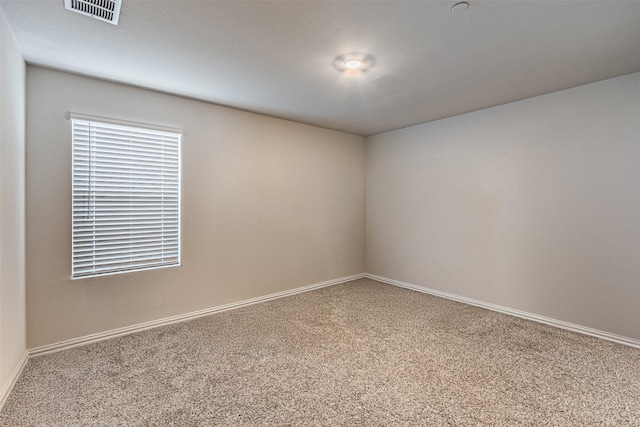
left=1, top=0, right=639, bottom=136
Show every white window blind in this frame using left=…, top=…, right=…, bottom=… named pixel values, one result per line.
left=71, top=114, right=181, bottom=278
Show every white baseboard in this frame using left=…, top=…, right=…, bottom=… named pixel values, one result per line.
left=366, top=273, right=640, bottom=349
left=13, top=271, right=638, bottom=411
left=29, top=273, right=367, bottom=357
left=0, top=350, right=29, bottom=411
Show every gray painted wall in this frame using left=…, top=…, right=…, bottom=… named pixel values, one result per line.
left=17, top=63, right=640, bottom=350
left=366, top=73, right=640, bottom=340
left=26, top=67, right=366, bottom=348
left=0, top=8, right=26, bottom=395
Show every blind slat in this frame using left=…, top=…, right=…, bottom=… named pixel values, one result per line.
left=73, top=248, right=180, bottom=264
left=74, top=239, right=179, bottom=251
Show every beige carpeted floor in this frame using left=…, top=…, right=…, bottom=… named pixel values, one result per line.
left=1, top=278, right=639, bottom=426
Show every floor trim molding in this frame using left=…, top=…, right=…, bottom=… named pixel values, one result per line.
left=367, top=273, right=640, bottom=349
left=29, top=273, right=366, bottom=357
left=0, top=350, right=29, bottom=411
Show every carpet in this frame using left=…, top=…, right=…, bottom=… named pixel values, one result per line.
left=1, top=278, right=639, bottom=426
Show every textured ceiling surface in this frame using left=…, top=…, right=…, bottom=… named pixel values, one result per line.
left=1, top=0, right=639, bottom=136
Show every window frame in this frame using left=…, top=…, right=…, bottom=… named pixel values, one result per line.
left=69, top=112, right=182, bottom=279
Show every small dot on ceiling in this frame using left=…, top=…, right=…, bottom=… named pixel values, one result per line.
left=451, top=2, right=469, bottom=13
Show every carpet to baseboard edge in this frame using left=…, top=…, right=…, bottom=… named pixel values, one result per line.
left=4, top=271, right=637, bottom=412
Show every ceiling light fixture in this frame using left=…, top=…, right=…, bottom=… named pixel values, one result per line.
left=333, top=53, right=375, bottom=74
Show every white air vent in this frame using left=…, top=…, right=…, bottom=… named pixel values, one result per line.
left=64, top=0, right=122, bottom=25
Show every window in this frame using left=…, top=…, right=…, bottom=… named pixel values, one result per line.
left=70, top=113, right=181, bottom=278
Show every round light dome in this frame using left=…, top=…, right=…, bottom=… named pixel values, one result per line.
left=333, top=53, right=375, bottom=73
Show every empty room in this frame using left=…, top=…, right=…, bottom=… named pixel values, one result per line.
left=1, top=0, right=639, bottom=425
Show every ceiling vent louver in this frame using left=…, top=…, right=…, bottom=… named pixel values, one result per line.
left=64, top=0, right=122, bottom=25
